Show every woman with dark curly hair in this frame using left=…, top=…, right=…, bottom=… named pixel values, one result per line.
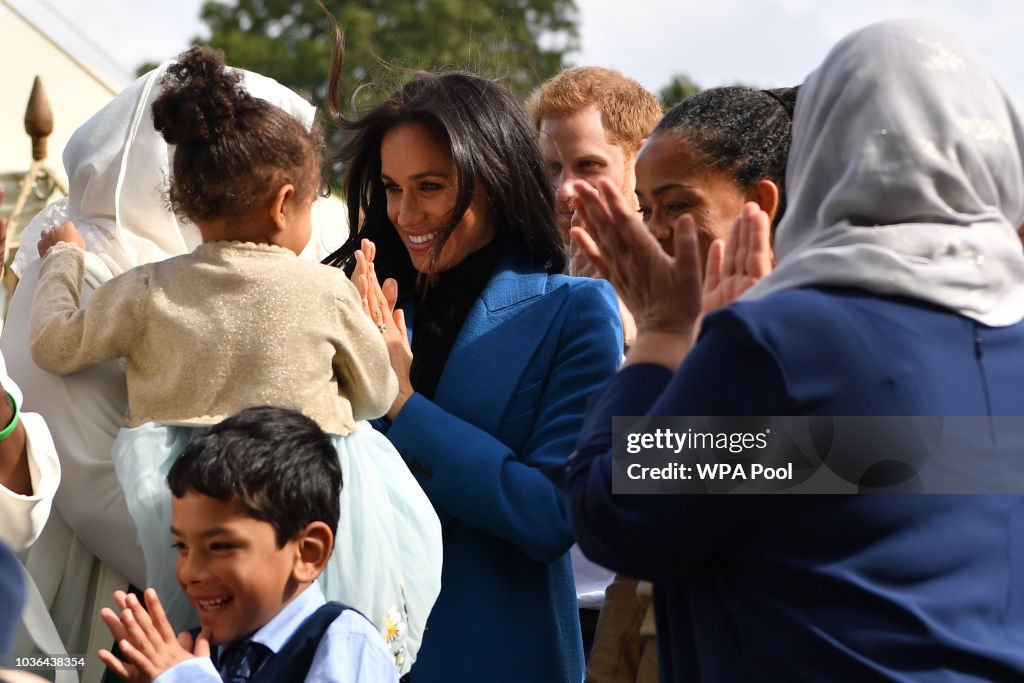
left=636, top=86, right=796, bottom=260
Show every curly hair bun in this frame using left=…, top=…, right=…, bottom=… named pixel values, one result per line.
left=152, top=46, right=252, bottom=145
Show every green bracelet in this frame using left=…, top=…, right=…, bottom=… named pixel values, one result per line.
left=0, top=390, right=20, bottom=440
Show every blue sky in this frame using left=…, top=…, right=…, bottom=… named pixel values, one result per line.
left=10, top=0, right=1024, bottom=103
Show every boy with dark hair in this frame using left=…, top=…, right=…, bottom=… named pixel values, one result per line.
left=97, top=406, right=397, bottom=682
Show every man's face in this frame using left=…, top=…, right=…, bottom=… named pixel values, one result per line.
left=539, top=105, right=636, bottom=242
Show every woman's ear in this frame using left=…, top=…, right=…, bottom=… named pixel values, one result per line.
left=268, top=183, right=297, bottom=233
left=746, top=180, right=780, bottom=225
left=291, top=521, right=334, bottom=583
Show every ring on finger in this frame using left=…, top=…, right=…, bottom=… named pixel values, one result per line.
left=378, top=323, right=387, bottom=333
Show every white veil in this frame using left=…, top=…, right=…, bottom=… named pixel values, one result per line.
left=13, top=62, right=343, bottom=284
left=7, top=56, right=438, bottom=676
left=3, top=62, right=329, bottom=683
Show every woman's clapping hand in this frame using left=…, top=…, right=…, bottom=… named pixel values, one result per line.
left=353, top=239, right=414, bottom=420
left=702, top=202, right=773, bottom=314
left=569, top=181, right=773, bottom=370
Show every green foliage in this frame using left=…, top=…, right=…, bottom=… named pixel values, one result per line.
left=195, top=0, right=578, bottom=184
left=658, top=73, right=701, bottom=110
left=136, top=60, right=161, bottom=77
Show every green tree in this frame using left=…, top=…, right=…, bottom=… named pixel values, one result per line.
left=658, top=73, right=701, bottom=110
left=190, top=0, right=578, bottom=182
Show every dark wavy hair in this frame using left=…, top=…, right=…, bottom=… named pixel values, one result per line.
left=167, top=406, right=341, bottom=547
left=654, top=85, right=798, bottom=229
left=320, top=25, right=564, bottom=293
left=151, top=46, right=322, bottom=225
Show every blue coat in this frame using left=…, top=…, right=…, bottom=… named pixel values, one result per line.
left=385, top=252, right=622, bottom=683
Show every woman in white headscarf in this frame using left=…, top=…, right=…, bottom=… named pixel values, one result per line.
left=565, top=20, right=1024, bottom=682
left=3, top=59, right=439, bottom=680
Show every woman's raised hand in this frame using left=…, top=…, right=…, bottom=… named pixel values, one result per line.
left=354, top=238, right=385, bottom=319
left=354, top=238, right=414, bottom=420
left=702, top=202, right=773, bottom=314
left=570, top=179, right=704, bottom=371
left=570, top=179, right=703, bottom=334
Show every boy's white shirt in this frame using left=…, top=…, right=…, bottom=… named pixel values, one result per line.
left=155, top=582, right=398, bottom=683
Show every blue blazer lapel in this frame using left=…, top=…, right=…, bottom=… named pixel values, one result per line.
left=432, top=255, right=566, bottom=435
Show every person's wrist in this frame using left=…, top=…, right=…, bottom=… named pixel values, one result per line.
left=622, top=328, right=698, bottom=372
left=0, top=390, right=20, bottom=441
left=0, top=389, right=14, bottom=426
left=633, top=313, right=699, bottom=338
left=387, top=390, right=413, bottom=422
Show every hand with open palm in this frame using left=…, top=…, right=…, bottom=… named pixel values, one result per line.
left=702, top=202, right=774, bottom=314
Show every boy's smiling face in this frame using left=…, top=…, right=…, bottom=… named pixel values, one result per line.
left=171, top=492, right=303, bottom=644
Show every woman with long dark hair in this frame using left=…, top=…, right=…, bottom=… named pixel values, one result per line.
left=324, top=63, right=622, bottom=682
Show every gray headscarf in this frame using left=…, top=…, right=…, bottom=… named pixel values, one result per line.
left=742, top=20, right=1024, bottom=326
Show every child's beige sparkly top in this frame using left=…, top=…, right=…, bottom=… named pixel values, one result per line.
left=30, top=241, right=397, bottom=435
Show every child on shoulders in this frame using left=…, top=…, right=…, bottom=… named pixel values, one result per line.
left=28, top=46, right=440, bottom=674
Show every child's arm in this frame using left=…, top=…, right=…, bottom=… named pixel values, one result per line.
left=37, top=221, right=86, bottom=256
left=98, top=589, right=217, bottom=683
left=29, top=223, right=147, bottom=376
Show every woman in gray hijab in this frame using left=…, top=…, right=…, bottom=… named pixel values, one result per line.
left=566, top=20, right=1024, bottom=682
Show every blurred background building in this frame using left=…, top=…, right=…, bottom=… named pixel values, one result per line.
left=1, top=1, right=124, bottom=312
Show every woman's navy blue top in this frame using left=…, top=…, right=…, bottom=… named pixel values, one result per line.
left=569, top=287, right=1024, bottom=682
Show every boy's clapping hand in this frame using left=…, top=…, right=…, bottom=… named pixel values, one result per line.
left=98, top=588, right=211, bottom=683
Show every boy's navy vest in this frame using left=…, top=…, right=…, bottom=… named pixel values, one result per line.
left=201, top=601, right=360, bottom=681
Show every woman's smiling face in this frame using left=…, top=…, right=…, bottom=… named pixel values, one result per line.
left=380, top=123, right=495, bottom=274
left=634, top=131, right=747, bottom=261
